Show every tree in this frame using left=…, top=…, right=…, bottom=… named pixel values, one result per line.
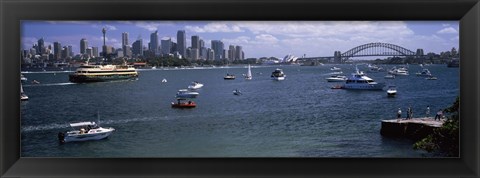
left=413, top=96, right=459, bottom=156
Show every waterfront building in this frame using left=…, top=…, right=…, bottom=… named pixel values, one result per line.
left=200, top=47, right=207, bottom=60
left=123, top=45, right=132, bottom=58
left=177, top=30, right=186, bottom=57
left=228, top=45, right=235, bottom=60
left=53, top=42, right=62, bottom=60
left=37, top=38, right=45, bottom=55
left=80, top=38, right=88, bottom=54
left=211, top=40, right=224, bottom=60
left=92, top=47, right=99, bottom=58
left=190, top=48, right=199, bottom=60
left=235, top=46, right=243, bottom=60
left=207, top=48, right=215, bottom=60
left=67, top=46, right=73, bottom=57
left=150, top=30, right=159, bottom=56
left=132, top=39, right=143, bottom=57
left=86, top=48, right=93, bottom=58
left=122, top=32, right=129, bottom=47
left=191, top=35, right=199, bottom=49
left=161, top=37, right=172, bottom=56
left=223, top=50, right=228, bottom=60
left=186, top=47, right=191, bottom=59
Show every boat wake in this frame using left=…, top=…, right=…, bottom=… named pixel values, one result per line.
left=23, top=82, right=76, bottom=87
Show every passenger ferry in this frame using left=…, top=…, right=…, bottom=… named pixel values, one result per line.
left=69, top=62, right=138, bottom=83
left=342, top=66, right=385, bottom=90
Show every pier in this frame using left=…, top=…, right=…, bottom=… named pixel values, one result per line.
left=380, top=117, right=445, bottom=140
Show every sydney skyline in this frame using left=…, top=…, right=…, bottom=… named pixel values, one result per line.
left=21, top=21, right=459, bottom=58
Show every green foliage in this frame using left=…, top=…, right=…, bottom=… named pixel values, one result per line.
left=413, top=96, right=459, bottom=157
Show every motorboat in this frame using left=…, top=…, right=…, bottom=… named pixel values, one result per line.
left=416, top=68, right=432, bottom=76
left=171, top=98, right=196, bottom=108
left=162, top=78, right=167, bottom=83
left=176, top=89, right=199, bottom=98
left=426, top=76, right=438, bottom=80
left=342, top=66, right=385, bottom=90
left=384, top=74, right=395, bottom=79
left=58, top=121, right=115, bottom=143
left=388, top=66, right=409, bottom=76
left=326, top=75, right=347, bottom=82
left=20, top=83, right=28, bottom=101
left=233, top=89, right=242, bottom=95
left=271, top=68, right=286, bottom=81
left=21, top=74, right=28, bottom=82
left=330, top=66, right=341, bottom=71
left=386, top=85, right=397, bottom=97
left=367, top=64, right=383, bottom=73
left=245, top=64, right=252, bottom=80
left=188, top=81, right=204, bottom=90
left=224, top=73, right=236, bottom=80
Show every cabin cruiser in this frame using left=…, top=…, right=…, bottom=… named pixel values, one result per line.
left=58, top=121, right=115, bottom=143
left=224, top=73, right=236, bottom=80
left=69, top=61, right=138, bottom=83
left=21, top=74, right=28, bottom=82
left=330, top=67, right=341, bottom=71
left=342, top=66, right=385, bottom=90
left=326, top=75, right=347, bottom=82
left=171, top=98, right=196, bottom=108
left=188, top=81, right=204, bottom=90
left=386, top=85, right=397, bottom=97
left=416, top=68, right=432, bottom=76
left=176, top=89, right=199, bottom=98
left=367, top=64, right=383, bottom=72
left=271, top=68, right=286, bottom=81
left=388, top=66, right=409, bottom=76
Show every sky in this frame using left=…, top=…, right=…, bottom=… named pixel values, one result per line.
left=21, top=21, right=459, bottom=59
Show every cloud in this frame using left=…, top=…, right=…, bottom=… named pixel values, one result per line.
left=437, top=27, right=458, bottom=34
left=91, top=24, right=117, bottom=31
left=135, top=22, right=159, bottom=31
left=185, top=22, right=244, bottom=33
left=442, top=24, right=451, bottom=27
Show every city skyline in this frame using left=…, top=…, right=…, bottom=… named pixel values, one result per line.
left=21, top=21, right=459, bottom=59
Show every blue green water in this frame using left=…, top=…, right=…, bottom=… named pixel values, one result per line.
left=20, top=64, right=459, bottom=157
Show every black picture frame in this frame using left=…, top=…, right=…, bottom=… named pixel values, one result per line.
left=1, top=0, right=479, bottom=177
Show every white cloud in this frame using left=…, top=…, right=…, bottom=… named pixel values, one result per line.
left=437, top=27, right=458, bottom=34
left=185, top=22, right=244, bottom=33
left=135, top=22, right=159, bottom=31
left=442, top=23, right=451, bottom=27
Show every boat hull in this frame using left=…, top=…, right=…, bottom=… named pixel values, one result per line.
left=69, top=73, right=138, bottom=83
left=342, top=83, right=385, bottom=90
left=61, top=129, right=114, bottom=143
left=272, top=76, right=285, bottom=81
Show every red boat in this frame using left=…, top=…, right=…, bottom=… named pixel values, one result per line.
left=171, top=99, right=196, bottom=108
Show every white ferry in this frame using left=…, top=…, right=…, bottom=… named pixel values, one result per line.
left=342, top=66, right=385, bottom=90
left=69, top=62, right=138, bottom=83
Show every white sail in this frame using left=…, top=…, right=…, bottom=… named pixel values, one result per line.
left=20, top=83, right=24, bottom=94
left=246, top=64, right=252, bottom=80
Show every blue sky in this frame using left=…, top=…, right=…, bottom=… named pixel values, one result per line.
left=21, top=21, right=459, bottom=58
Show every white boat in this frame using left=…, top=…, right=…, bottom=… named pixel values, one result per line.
left=176, top=89, right=199, bottom=98
left=224, top=74, right=236, bottom=80
left=162, top=78, right=167, bottom=83
left=342, top=66, right=385, bottom=90
left=69, top=61, right=138, bottom=83
left=386, top=85, right=397, bottom=96
left=245, top=64, right=252, bottom=80
left=367, top=64, right=383, bottom=73
left=426, top=76, right=438, bottom=80
left=330, top=66, right=341, bottom=71
left=152, top=66, right=157, bottom=69
left=326, top=75, right=347, bottom=82
left=20, top=83, right=28, bottom=101
left=384, top=74, right=395, bottom=79
left=188, top=81, right=204, bottom=89
left=21, top=74, right=28, bottom=82
left=58, top=121, right=115, bottom=143
left=416, top=68, right=432, bottom=76
left=388, top=66, right=409, bottom=76
left=271, top=68, right=286, bottom=81
left=233, top=89, right=242, bottom=95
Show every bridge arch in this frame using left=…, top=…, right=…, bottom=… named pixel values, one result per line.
left=341, top=42, right=416, bottom=59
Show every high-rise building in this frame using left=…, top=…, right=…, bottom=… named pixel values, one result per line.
left=53, top=42, right=62, bottom=60
left=235, top=46, right=243, bottom=60
left=122, top=32, right=129, bottom=47
left=123, top=45, right=132, bottom=58
left=67, top=45, right=73, bottom=57
left=228, top=45, right=236, bottom=60
left=177, top=30, right=186, bottom=57
left=190, top=48, right=199, bottom=60
left=200, top=47, right=207, bottom=60
left=161, top=37, right=172, bottom=56
left=132, top=39, right=143, bottom=57
left=150, top=30, right=159, bottom=55
left=80, top=38, right=88, bottom=54
left=207, top=48, right=215, bottom=60
left=191, top=35, right=199, bottom=49
left=211, top=40, right=224, bottom=60
left=86, top=48, right=93, bottom=58
left=37, top=38, right=45, bottom=54
left=92, top=47, right=99, bottom=57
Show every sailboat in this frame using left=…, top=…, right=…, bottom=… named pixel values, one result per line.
left=21, top=83, right=28, bottom=101
left=245, top=64, right=252, bottom=80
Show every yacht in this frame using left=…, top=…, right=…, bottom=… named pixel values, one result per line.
left=342, top=66, right=385, bottom=90
left=326, top=75, right=347, bottom=82
left=58, top=121, right=115, bottom=143
left=224, top=74, right=236, bottom=80
left=386, top=85, right=397, bottom=97
left=245, top=64, right=252, bottom=80
left=416, top=68, right=432, bottom=76
left=388, top=66, right=409, bottom=76
left=171, top=98, right=196, bottom=108
left=330, top=66, right=341, bottom=71
left=271, top=68, right=286, bottom=81
left=188, top=81, right=204, bottom=90
left=176, top=89, right=200, bottom=98
left=69, top=62, right=138, bottom=83
left=21, top=74, right=28, bottom=82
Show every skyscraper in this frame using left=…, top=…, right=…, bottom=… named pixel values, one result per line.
left=177, top=30, right=186, bottom=57
left=150, top=30, right=159, bottom=55
left=37, top=38, right=45, bottom=54
left=67, top=45, right=73, bottom=57
left=122, top=32, right=129, bottom=47
left=211, top=40, right=224, bottom=60
left=161, top=38, right=172, bottom=56
left=191, top=35, right=199, bottom=49
left=53, top=42, right=62, bottom=60
left=235, top=46, right=243, bottom=60
left=132, top=39, right=144, bottom=57
left=92, top=47, right=99, bottom=57
left=228, top=45, right=236, bottom=60
left=80, top=38, right=88, bottom=54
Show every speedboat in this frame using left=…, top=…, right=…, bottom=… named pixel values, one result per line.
left=330, top=66, right=341, bottom=71
left=326, top=75, right=347, bottom=82
left=176, top=89, right=199, bottom=98
left=58, top=121, right=115, bottom=143
left=171, top=98, right=196, bottom=108
left=426, top=76, right=438, bottom=80
left=162, top=78, right=167, bottom=83
left=388, top=66, right=409, bottom=76
left=224, top=73, right=236, bottom=80
left=188, top=81, right=204, bottom=90
left=416, top=68, right=432, bottom=76
left=271, top=68, right=286, bottom=81
left=342, top=66, right=385, bottom=90
left=233, top=89, right=242, bottom=95
left=384, top=74, right=395, bottom=79
left=386, top=85, right=397, bottom=97
left=21, top=74, right=28, bottom=82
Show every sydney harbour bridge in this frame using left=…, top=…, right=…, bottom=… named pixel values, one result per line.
left=303, top=42, right=424, bottom=63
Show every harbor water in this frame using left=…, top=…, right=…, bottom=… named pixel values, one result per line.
left=20, top=64, right=459, bottom=157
